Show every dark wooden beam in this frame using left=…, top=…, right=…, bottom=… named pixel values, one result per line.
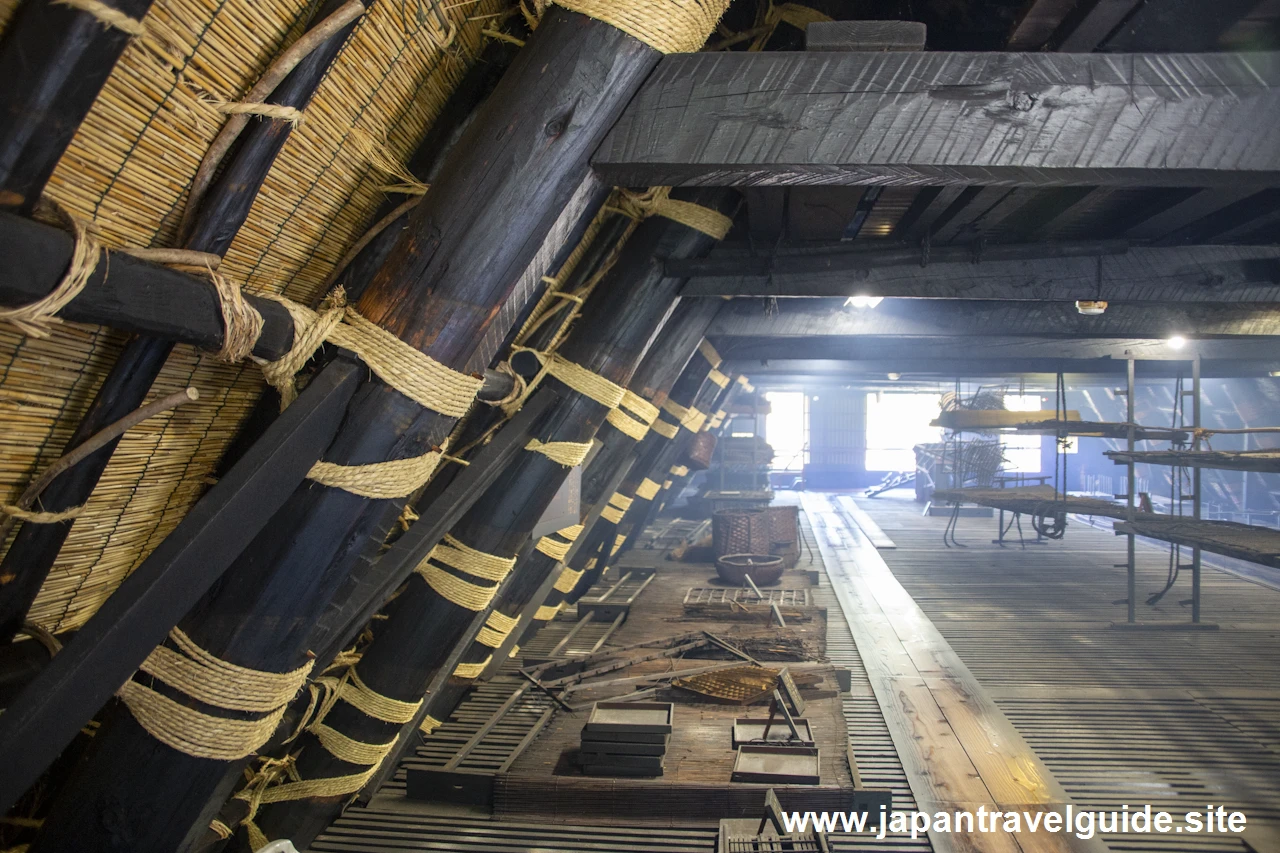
left=0, top=211, right=517, bottom=401
left=1007, top=0, right=1080, bottom=49
left=1100, top=0, right=1265, bottom=51
left=592, top=51, right=1280, bottom=187
left=895, top=186, right=966, bottom=242
left=1124, top=189, right=1262, bottom=241
left=714, top=335, right=1280, bottom=363
left=250, top=189, right=739, bottom=850
left=707, top=299, right=1280, bottom=341
left=1055, top=0, right=1143, bottom=51
left=804, top=21, right=926, bottom=52
left=0, top=0, right=157, bottom=211
left=677, top=243, right=1280, bottom=302
left=0, top=359, right=362, bottom=815
left=731, top=358, right=1278, bottom=381
left=0, top=212, right=297, bottom=358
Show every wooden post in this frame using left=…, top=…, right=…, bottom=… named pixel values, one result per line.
left=22, top=7, right=701, bottom=849
left=247, top=189, right=738, bottom=849
left=0, top=0, right=369, bottom=646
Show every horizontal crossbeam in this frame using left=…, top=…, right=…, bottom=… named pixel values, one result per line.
left=594, top=51, right=1280, bottom=187
left=676, top=243, right=1280, bottom=302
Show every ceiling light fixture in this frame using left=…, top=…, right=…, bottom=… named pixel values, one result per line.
left=1167, top=335, right=1187, bottom=350
left=844, top=295, right=883, bottom=309
left=1075, top=300, right=1108, bottom=316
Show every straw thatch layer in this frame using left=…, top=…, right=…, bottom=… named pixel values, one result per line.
left=3, top=0, right=510, bottom=633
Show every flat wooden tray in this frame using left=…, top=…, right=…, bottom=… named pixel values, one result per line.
left=732, top=718, right=815, bottom=748
left=731, top=745, right=820, bottom=785
left=585, top=701, right=674, bottom=734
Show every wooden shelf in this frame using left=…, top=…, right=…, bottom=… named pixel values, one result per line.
left=932, top=485, right=1129, bottom=520
left=1106, top=449, right=1280, bottom=474
left=1013, top=420, right=1190, bottom=442
left=1115, top=517, right=1280, bottom=569
left=932, top=410, right=1081, bottom=430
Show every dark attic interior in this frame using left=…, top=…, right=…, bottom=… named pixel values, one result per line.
left=4, top=0, right=1280, bottom=851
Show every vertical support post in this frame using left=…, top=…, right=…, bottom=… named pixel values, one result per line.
left=1126, top=355, right=1136, bottom=624
left=1192, top=352, right=1202, bottom=623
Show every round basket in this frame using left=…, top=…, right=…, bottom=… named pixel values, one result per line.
left=763, top=504, right=799, bottom=549
left=685, top=431, right=717, bottom=471
left=715, top=554, right=785, bottom=586
left=712, top=509, right=771, bottom=557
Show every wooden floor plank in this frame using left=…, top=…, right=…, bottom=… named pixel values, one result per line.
left=803, top=493, right=1107, bottom=853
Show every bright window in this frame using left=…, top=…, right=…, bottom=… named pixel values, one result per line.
left=764, top=391, right=808, bottom=471
left=865, top=392, right=942, bottom=472
left=1002, top=394, right=1043, bottom=473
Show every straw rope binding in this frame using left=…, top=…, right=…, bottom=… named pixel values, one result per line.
left=475, top=609, right=519, bottom=648
left=0, top=204, right=99, bottom=339
left=553, top=566, right=583, bottom=593
left=635, top=478, right=661, bottom=500
left=651, top=417, right=679, bottom=440
left=118, top=628, right=314, bottom=760
left=53, top=0, right=146, bottom=36
left=525, top=438, right=592, bottom=468
left=698, top=339, right=722, bottom=369
left=534, top=602, right=564, bottom=621
left=257, top=288, right=483, bottom=418
left=453, top=657, right=491, bottom=679
left=307, top=451, right=443, bottom=499
left=414, top=535, right=516, bottom=611
left=550, top=0, right=731, bottom=55
left=707, top=367, right=730, bottom=388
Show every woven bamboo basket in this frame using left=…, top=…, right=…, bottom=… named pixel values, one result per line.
left=763, top=504, right=799, bottom=549
left=715, top=553, right=784, bottom=586
left=712, top=509, right=770, bottom=558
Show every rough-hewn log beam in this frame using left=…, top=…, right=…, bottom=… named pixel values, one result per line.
left=23, top=9, right=661, bottom=850
left=248, top=189, right=739, bottom=850
left=592, top=51, right=1280, bottom=187
left=676, top=243, right=1280, bottom=301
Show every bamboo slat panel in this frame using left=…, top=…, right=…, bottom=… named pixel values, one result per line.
left=3, top=0, right=511, bottom=633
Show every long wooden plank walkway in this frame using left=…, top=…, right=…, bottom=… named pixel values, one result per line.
left=851, top=491, right=1280, bottom=853
left=804, top=492, right=1106, bottom=853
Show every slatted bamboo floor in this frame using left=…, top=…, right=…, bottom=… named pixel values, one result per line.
left=848, top=490, right=1280, bottom=853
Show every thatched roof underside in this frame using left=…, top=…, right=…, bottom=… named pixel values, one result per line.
left=0, top=0, right=509, bottom=632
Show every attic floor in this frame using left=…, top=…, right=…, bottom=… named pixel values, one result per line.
left=310, top=490, right=1280, bottom=852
